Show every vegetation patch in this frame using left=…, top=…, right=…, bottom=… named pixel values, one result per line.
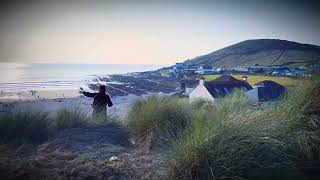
left=0, top=109, right=52, bottom=143
left=54, top=106, right=87, bottom=131
left=127, top=96, right=194, bottom=148
left=166, top=76, right=320, bottom=180
left=0, top=106, right=90, bottom=144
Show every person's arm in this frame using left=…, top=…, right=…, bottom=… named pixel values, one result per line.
left=106, top=95, right=113, bottom=107
left=82, top=91, right=97, bottom=98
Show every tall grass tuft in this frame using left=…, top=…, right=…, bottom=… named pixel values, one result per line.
left=0, top=105, right=112, bottom=144
left=190, top=98, right=214, bottom=111
left=0, top=109, right=52, bottom=143
left=167, top=76, right=320, bottom=180
left=127, top=96, right=192, bottom=148
left=54, top=106, right=87, bottom=131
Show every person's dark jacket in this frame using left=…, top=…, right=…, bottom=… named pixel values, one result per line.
left=83, top=92, right=113, bottom=112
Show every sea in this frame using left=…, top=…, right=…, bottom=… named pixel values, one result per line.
left=0, top=63, right=167, bottom=92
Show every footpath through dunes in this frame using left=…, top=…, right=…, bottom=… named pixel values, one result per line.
left=46, top=122, right=131, bottom=158
left=0, top=122, right=166, bottom=180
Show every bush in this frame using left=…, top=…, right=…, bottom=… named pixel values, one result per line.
left=54, top=106, right=87, bottom=131
left=190, top=98, right=214, bottom=111
left=275, top=76, right=320, bottom=163
left=167, top=77, right=320, bottom=180
left=0, top=109, right=52, bottom=143
left=0, top=106, right=92, bottom=144
left=215, top=89, right=250, bottom=113
left=127, top=96, right=192, bottom=148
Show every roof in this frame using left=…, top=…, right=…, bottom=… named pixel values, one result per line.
left=204, top=75, right=252, bottom=97
left=255, top=80, right=284, bottom=88
left=254, top=80, right=286, bottom=101
left=211, top=75, right=238, bottom=82
left=181, top=79, right=199, bottom=87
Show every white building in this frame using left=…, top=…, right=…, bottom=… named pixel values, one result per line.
left=180, top=79, right=199, bottom=96
left=189, top=79, right=215, bottom=102
left=189, top=75, right=252, bottom=102
left=197, top=65, right=214, bottom=75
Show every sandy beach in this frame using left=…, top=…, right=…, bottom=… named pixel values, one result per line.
left=0, top=68, right=179, bottom=120
left=0, top=89, right=142, bottom=119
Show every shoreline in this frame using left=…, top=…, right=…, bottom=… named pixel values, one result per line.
left=0, top=88, right=81, bottom=102
left=0, top=92, right=142, bottom=119
left=0, top=71, right=180, bottom=118
left=0, top=70, right=180, bottom=102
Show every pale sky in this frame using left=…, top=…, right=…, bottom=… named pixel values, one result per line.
left=0, top=0, right=319, bottom=64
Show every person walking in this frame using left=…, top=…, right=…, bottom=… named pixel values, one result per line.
left=80, top=85, right=113, bottom=120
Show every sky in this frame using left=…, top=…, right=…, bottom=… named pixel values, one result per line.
left=0, top=0, right=319, bottom=65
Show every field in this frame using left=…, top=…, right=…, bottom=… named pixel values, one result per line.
left=205, top=74, right=299, bottom=86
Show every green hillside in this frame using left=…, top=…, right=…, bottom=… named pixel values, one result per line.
left=185, top=39, right=320, bottom=68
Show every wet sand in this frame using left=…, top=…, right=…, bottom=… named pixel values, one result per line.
left=0, top=89, right=80, bottom=102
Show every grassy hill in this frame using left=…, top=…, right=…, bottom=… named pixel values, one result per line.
left=185, top=39, right=320, bottom=68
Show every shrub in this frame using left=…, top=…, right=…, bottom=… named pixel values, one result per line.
left=275, top=76, right=320, bottom=163
left=0, top=109, right=52, bottom=143
left=0, top=106, right=90, bottom=144
left=54, top=106, right=87, bottom=131
left=214, top=89, right=250, bottom=116
left=127, top=96, right=192, bottom=148
left=190, top=98, right=214, bottom=111
left=167, top=77, right=320, bottom=180
left=275, top=76, right=320, bottom=131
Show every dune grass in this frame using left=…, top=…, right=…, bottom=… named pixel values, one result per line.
left=127, top=96, right=194, bottom=148
left=165, top=76, right=320, bottom=180
left=126, top=75, right=320, bottom=179
left=205, top=74, right=299, bottom=86
left=0, top=109, right=52, bottom=143
left=0, top=106, right=91, bottom=144
left=54, top=106, right=87, bottom=131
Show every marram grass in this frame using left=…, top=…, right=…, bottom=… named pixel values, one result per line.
left=0, top=105, right=111, bottom=144
left=54, top=106, right=87, bottom=131
left=127, top=96, right=193, bottom=148
left=166, top=76, right=320, bottom=180
left=0, top=109, right=52, bottom=143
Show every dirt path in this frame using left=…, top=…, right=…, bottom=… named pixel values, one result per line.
left=0, top=123, right=167, bottom=180
left=47, top=123, right=131, bottom=159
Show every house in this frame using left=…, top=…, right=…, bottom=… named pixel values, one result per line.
left=231, top=67, right=250, bottom=73
left=271, top=67, right=290, bottom=76
left=189, top=75, right=252, bottom=102
left=197, top=65, right=213, bottom=75
left=291, top=67, right=307, bottom=76
left=246, top=80, right=286, bottom=102
left=242, top=75, right=248, bottom=81
left=213, top=68, right=223, bottom=74
left=248, top=67, right=264, bottom=73
left=173, top=63, right=184, bottom=74
left=180, top=79, right=199, bottom=95
left=185, top=64, right=198, bottom=74
left=271, top=69, right=285, bottom=76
